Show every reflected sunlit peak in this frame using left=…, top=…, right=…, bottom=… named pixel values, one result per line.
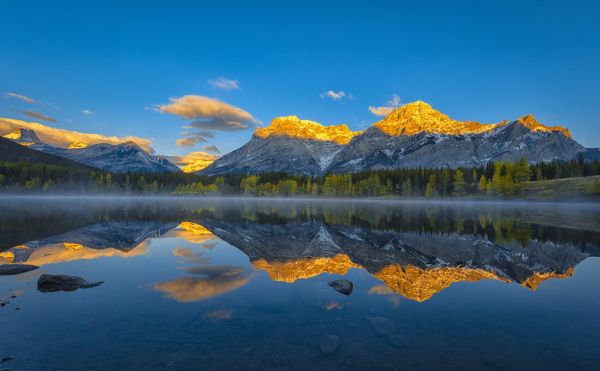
left=178, top=221, right=213, bottom=236
left=0, top=251, right=15, bottom=263
left=63, top=242, right=84, bottom=250
left=373, top=264, right=511, bottom=302
left=168, top=221, right=217, bottom=245
left=520, top=267, right=575, bottom=290
left=252, top=254, right=360, bottom=283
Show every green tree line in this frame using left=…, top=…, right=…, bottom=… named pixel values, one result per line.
left=1, top=155, right=599, bottom=197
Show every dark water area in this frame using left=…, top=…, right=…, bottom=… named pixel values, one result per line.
left=1, top=197, right=600, bottom=370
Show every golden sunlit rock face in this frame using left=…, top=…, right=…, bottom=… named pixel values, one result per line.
left=68, top=141, right=88, bottom=149
left=520, top=267, right=575, bottom=290
left=372, top=264, right=511, bottom=302
left=3, top=128, right=38, bottom=146
left=373, top=101, right=571, bottom=138
left=515, top=114, right=573, bottom=138
left=255, top=116, right=362, bottom=145
left=3, top=130, right=22, bottom=140
left=252, top=254, right=360, bottom=282
left=173, top=151, right=220, bottom=173
left=181, top=159, right=214, bottom=173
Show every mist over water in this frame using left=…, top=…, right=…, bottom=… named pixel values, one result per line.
left=1, top=197, right=599, bottom=370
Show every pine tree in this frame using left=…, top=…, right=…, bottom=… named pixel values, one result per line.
left=401, top=179, right=412, bottom=197
left=440, top=168, right=450, bottom=196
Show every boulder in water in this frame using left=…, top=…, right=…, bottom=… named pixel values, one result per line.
left=0, top=264, right=39, bottom=276
left=37, top=274, right=103, bottom=293
left=327, top=279, right=353, bottom=295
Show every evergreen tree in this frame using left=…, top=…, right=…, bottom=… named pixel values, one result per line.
left=401, top=179, right=412, bottom=197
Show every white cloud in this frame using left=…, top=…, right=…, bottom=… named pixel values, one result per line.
left=0, top=117, right=154, bottom=152
left=159, top=95, right=257, bottom=124
left=368, top=106, right=395, bottom=116
left=82, top=109, right=95, bottom=116
left=5, top=92, right=34, bottom=104
left=368, top=94, right=401, bottom=116
left=387, top=94, right=401, bottom=107
left=158, top=95, right=258, bottom=148
left=320, top=90, right=354, bottom=101
left=208, top=77, right=241, bottom=91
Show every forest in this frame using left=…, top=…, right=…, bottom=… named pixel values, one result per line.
left=1, top=155, right=599, bottom=197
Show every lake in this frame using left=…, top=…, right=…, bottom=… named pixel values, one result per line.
left=1, top=197, right=599, bottom=370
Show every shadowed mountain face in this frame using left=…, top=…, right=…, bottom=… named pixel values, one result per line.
left=2, top=199, right=596, bottom=302
left=201, top=101, right=584, bottom=176
left=0, top=136, right=92, bottom=169
left=3, top=128, right=180, bottom=173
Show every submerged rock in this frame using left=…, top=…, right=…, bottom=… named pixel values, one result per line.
left=327, top=279, right=353, bottom=295
left=367, top=316, right=397, bottom=336
left=0, top=264, right=39, bottom=276
left=37, top=274, right=103, bottom=293
left=319, top=334, right=341, bottom=354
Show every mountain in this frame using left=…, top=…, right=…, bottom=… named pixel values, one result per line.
left=0, top=136, right=92, bottom=169
left=201, top=101, right=584, bottom=176
left=4, top=128, right=180, bottom=173
left=328, top=101, right=583, bottom=172
left=582, top=148, right=600, bottom=161
left=3, top=128, right=43, bottom=146
left=201, top=116, right=361, bottom=176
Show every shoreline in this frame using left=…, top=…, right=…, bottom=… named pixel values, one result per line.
left=0, top=193, right=599, bottom=206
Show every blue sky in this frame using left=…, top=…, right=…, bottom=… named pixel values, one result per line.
left=1, top=0, right=599, bottom=156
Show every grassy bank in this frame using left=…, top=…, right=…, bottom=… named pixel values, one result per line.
left=524, top=175, right=600, bottom=199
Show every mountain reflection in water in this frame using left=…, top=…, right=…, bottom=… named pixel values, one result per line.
left=1, top=199, right=597, bottom=303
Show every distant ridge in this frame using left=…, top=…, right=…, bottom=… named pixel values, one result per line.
left=0, top=136, right=93, bottom=169
left=3, top=128, right=181, bottom=173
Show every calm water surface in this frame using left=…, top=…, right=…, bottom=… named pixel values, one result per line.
left=1, top=197, right=599, bottom=370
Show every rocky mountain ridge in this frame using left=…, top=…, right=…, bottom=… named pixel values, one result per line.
left=201, top=101, right=585, bottom=175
